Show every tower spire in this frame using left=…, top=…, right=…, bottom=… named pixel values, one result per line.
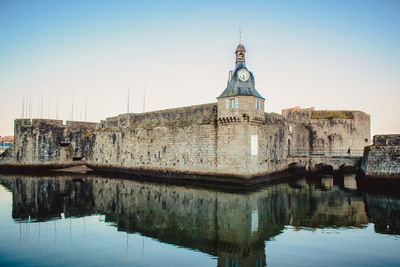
left=239, top=24, right=242, bottom=44
left=239, top=18, right=242, bottom=44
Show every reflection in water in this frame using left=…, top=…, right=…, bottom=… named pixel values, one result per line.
left=0, top=174, right=400, bottom=266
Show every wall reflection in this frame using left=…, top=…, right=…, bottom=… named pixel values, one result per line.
left=1, top=175, right=399, bottom=267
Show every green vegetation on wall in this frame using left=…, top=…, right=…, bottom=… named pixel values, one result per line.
left=311, top=111, right=354, bottom=120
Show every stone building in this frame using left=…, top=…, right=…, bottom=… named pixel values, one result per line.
left=3, top=42, right=371, bottom=183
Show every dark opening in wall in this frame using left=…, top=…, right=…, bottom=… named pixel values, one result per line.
left=60, top=142, right=70, bottom=147
left=72, top=156, right=83, bottom=161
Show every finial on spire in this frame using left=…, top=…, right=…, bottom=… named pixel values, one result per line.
left=239, top=19, right=242, bottom=44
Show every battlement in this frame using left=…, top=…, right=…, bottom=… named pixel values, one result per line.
left=101, top=103, right=218, bottom=128
left=282, top=107, right=314, bottom=123
left=264, top=112, right=287, bottom=124
left=15, top=119, right=64, bottom=127
left=15, top=119, right=97, bottom=129
left=66, top=121, right=97, bottom=129
left=373, top=134, right=400, bottom=146
left=311, top=110, right=355, bottom=120
left=282, top=107, right=370, bottom=124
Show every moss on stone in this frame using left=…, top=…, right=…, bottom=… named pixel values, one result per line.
left=393, top=151, right=400, bottom=158
left=0, top=148, right=10, bottom=158
left=311, top=111, right=354, bottom=120
left=212, top=116, right=218, bottom=127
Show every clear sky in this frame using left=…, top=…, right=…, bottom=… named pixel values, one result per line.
left=0, top=0, right=399, bottom=137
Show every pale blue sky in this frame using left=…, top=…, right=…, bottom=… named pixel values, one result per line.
left=0, top=0, right=399, bottom=136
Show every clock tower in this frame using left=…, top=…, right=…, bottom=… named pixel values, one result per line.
left=217, top=43, right=265, bottom=120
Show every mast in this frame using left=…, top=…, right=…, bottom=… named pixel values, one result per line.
left=127, top=88, right=130, bottom=113
left=143, top=83, right=146, bottom=112
left=85, top=96, right=87, bottom=121
left=71, top=94, right=74, bottom=121
left=56, top=95, right=59, bottom=120
left=22, top=92, right=25, bottom=118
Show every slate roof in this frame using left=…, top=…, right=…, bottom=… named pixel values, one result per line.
left=218, top=43, right=264, bottom=99
left=217, top=66, right=264, bottom=99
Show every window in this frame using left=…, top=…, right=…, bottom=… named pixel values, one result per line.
left=255, top=99, right=261, bottom=110
left=226, top=98, right=239, bottom=109
left=365, top=138, right=368, bottom=142
left=255, top=99, right=258, bottom=110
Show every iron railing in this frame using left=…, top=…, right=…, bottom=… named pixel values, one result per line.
left=291, top=149, right=364, bottom=158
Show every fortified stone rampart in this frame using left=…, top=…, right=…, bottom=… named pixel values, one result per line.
left=361, top=134, right=400, bottom=178
left=91, top=119, right=218, bottom=177
left=12, top=119, right=96, bottom=163
left=2, top=101, right=371, bottom=181
left=101, top=103, right=217, bottom=129
left=4, top=106, right=310, bottom=180
left=282, top=107, right=370, bottom=155
left=373, top=134, right=400, bottom=146
left=282, top=106, right=314, bottom=123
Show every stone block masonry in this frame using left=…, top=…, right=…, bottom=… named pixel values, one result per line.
left=361, top=134, right=400, bottom=178
left=1, top=101, right=372, bottom=183
left=282, top=107, right=370, bottom=155
left=12, top=119, right=96, bottom=163
left=3, top=103, right=310, bottom=182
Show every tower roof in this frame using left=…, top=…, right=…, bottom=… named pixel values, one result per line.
left=235, top=43, right=246, bottom=53
left=217, top=43, right=264, bottom=99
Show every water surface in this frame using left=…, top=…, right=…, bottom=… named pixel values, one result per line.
left=0, top=174, right=399, bottom=266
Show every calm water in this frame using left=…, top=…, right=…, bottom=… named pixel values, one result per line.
left=0, top=174, right=399, bottom=267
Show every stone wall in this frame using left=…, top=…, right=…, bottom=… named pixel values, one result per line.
left=361, top=134, right=400, bottom=177
left=282, top=107, right=370, bottom=155
left=373, top=135, right=400, bottom=146
left=91, top=122, right=218, bottom=176
left=4, top=102, right=371, bottom=180
left=282, top=106, right=314, bottom=124
left=91, top=110, right=309, bottom=178
left=102, top=103, right=217, bottom=129
left=12, top=119, right=96, bottom=163
left=309, top=111, right=370, bottom=154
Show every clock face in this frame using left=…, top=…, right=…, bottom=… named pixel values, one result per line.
left=238, top=69, right=250, bottom=82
